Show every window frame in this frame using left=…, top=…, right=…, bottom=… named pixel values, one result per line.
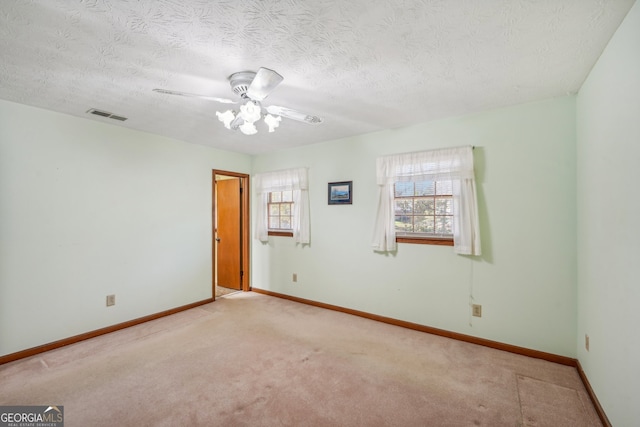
left=393, top=180, right=454, bottom=246
left=372, top=146, right=480, bottom=255
left=396, top=236, right=453, bottom=246
left=255, top=167, right=310, bottom=244
left=267, top=190, right=294, bottom=237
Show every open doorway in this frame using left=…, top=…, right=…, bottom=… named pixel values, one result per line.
left=213, top=170, right=250, bottom=299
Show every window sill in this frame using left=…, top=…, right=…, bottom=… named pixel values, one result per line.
left=268, top=231, right=293, bottom=237
left=396, top=237, right=453, bottom=246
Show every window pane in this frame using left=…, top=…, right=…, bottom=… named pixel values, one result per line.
left=415, top=216, right=435, bottom=233
left=395, top=215, right=413, bottom=232
left=436, top=216, right=453, bottom=235
left=280, top=204, right=291, bottom=216
left=280, top=217, right=291, bottom=229
left=435, top=197, right=452, bottom=215
left=271, top=191, right=282, bottom=202
left=392, top=179, right=454, bottom=239
left=269, top=216, right=280, bottom=229
left=269, top=204, right=279, bottom=215
left=436, top=180, right=453, bottom=195
left=394, top=199, right=413, bottom=215
left=414, top=198, right=434, bottom=215
left=395, top=182, right=414, bottom=197
left=415, top=181, right=435, bottom=196
left=282, top=191, right=293, bottom=202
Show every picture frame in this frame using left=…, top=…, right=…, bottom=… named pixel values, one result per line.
left=328, top=181, right=352, bottom=205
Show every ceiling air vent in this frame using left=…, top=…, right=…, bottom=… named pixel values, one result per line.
left=86, top=108, right=128, bottom=121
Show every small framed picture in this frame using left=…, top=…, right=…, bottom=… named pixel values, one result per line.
left=328, top=181, right=352, bottom=205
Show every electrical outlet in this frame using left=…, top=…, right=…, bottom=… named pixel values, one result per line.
left=472, top=304, right=482, bottom=317
left=585, top=334, right=589, bottom=351
left=106, top=294, right=115, bottom=307
left=292, top=273, right=298, bottom=283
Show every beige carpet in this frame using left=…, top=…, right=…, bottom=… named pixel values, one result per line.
left=216, top=285, right=241, bottom=298
left=0, top=292, right=600, bottom=426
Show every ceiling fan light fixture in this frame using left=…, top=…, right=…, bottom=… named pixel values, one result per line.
left=216, top=110, right=235, bottom=129
left=239, top=121, right=258, bottom=135
left=157, top=67, right=322, bottom=136
left=264, top=114, right=281, bottom=133
left=239, top=100, right=261, bottom=124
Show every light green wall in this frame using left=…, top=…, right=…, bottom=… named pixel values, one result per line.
left=576, top=1, right=640, bottom=425
left=252, top=95, right=577, bottom=357
left=0, top=83, right=579, bottom=365
left=0, top=99, right=251, bottom=356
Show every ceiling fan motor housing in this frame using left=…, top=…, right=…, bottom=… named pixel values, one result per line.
left=229, top=71, right=257, bottom=99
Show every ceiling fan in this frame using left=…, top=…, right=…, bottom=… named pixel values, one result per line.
left=153, top=67, right=323, bottom=135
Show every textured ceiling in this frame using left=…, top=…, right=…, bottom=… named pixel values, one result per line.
left=0, top=0, right=635, bottom=155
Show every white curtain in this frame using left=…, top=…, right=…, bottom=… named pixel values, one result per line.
left=254, top=167, right=310, bottom=244
left=372, top=146, right=481, bottom=255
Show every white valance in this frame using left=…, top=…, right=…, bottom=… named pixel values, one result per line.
left=372, top=146, right=481, bottom=255
left=254, top=167, right=310, bottom=244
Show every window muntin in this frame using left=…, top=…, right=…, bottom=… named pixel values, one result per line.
left=268, top=190, right=293, bottom=231
left=394, top=180, right=453, bottom=238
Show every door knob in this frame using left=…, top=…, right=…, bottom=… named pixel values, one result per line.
left=215, top=238, right=221, bottom=242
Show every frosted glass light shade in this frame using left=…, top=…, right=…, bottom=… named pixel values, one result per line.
left=239, top=122, right=257, bottom=135
left=217, top=102, right=281, bottom=135
left=264, top=114, right=281, bottom=132
left=216, top=110, right=235, bottom=129
left=239, top=101, right=261, bottom=124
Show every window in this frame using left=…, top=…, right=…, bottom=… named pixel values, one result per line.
left=268, top=190, right=293, bottom=233
left=254, top=168, right=310, bottom=244
left=394, top=180, right=453, bottom=239
left=372, top=146, right=481, bottom=255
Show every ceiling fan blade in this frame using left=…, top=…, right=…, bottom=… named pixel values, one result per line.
left=266, top=105, right=323, bottom=124
left=153, top=88, right=236, bottom=104
left=246, top=68, right=283, bottom=101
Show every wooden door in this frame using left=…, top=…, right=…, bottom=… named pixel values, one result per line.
left=216, top=178, right=242, bottom=290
